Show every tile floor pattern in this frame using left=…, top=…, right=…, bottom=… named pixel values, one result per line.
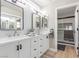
left=42, top=46, right=79, bottom=58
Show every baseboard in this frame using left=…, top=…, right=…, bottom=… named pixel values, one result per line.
left=48, top=48, right=57, bottom=52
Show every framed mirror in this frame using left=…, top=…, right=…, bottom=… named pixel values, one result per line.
left=32, top=13, right=41, bottom=30
left=42, top=16, right=48, bottom=28
left=1, top=0, right=24, bottom=30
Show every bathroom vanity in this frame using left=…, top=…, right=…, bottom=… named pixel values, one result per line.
left=0, top=36, right=31, bottom=58
left=0, top=33, right=49, bottom=58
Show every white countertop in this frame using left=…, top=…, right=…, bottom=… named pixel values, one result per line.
left=0, top=31, right=50, bottom=46
left=0, top=35, right=31, bottom=46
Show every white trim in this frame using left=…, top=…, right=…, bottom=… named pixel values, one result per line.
left=54, top=6, right=57, bottom=52
left=56, top=2, right=79, bottom=10
left=74, top=5, right=79, bottom=55
left=55, top=2, right=79, bottom=52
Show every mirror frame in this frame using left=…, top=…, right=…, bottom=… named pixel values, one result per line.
left=32, top=13, right=41, bottom=30
left=0, top=0, right=24, bottom=31
left=42, top=16, right=48, bottom=28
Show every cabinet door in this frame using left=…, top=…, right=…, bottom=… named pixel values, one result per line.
left=45, top=35, right=49, bottom=50
left=0, top=42, right=18, bottom=58
left=43, top=34, right=49, bottom=52
left=19, top=39, right=31, bottom=58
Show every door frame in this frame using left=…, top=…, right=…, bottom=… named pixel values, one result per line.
left=55, top=2, right=79, bottom=54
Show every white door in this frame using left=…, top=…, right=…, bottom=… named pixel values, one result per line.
left=0, top=41, right=18, bottom=58
left=75, top=6, right=79, bottom=55
left=45, top=35, right=49, bottom=50
left=19, top=39, right=31, bottom=58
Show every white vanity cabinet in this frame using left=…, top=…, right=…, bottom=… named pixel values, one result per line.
left=44, top=36, right=49, bottom=52
left=0, top=38, right=31, bottom=58
left=39, top=34, right=49, bottom=56
left=30, top=36, right=40, bottom=58
left=0, top=41, right=19, bottom=58
left=39, top=35, right=45, bottom=56
left=19, top=39, right=31, bottom=58
left=30, top=34, right=49, bottom=58
left=0, top=34, right=49, bottom=58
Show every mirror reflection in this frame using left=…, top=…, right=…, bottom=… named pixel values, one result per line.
left=42, top=16, right=48, bottom=28
left=32, top=13, right=41, bottom=30
left=1, top=0, right=24, bottom=30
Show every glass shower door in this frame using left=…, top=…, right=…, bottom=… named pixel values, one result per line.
left=58, top=19, right=64, bottom=42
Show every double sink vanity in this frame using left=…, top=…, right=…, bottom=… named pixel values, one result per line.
left=0, top=32, right=49, bottom=58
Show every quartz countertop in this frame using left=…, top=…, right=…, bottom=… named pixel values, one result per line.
left=0, top=35, right=31, bottom=46
left=0, top=31, right=50, bottom=46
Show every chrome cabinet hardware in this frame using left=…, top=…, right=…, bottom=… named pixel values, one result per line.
left=34, top=49, right=37, bottom=51
left=17, top=45, right=19, bottom=51
left=20, top=44, right=22, bottom=50
left=34, top=41, right=37, bottom=42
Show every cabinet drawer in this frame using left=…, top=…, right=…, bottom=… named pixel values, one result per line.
left=31, top=43, right=39, bottom=48
left=39, top=45, right=43, bottom=48
left=31, top=48, right=39, bottom=58
left=31, top=38, right=39, bottom=45
left=31, top=40, right=39, bottom=45
left=31, top=45, right=39, bottom=52
left=31, top=54, right=39, bottom=58
left=39, top=48, right=45, bottom=56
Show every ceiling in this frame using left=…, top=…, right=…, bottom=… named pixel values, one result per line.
left=30, top=0, right=53, bottom=8
left=29, top=0, right=79, bottom=9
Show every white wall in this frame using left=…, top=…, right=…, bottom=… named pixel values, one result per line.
left=22, top=5, right=33, bottom=35
left=41, top=0, right=79, bottom=50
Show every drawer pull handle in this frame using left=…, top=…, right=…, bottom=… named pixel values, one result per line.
left=34, top=49, right=37, bottom=51
left=17, top=45, right=19, bottom=51
left=34, top=41, right=37, bottom=42
left=20, top=44, right=22, bottom=50
left=40, top=39, right=42, bottom=40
